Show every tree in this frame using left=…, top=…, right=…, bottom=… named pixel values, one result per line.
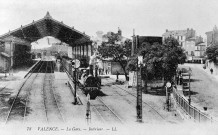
left=98, top=32, right=131, bottom=81
left=161, top=37, right=186, bottom=81
left=206, top=44, right=218, bottom=62
left=127, top=37, right=186, bottom=87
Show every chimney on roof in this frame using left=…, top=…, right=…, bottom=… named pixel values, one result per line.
left=166, top=29, right=168, bottom=32
left=187, top=28, right=189, bottom=31
left=118, top=27, right=122, bottom=36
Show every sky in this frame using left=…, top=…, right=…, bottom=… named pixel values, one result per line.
left=1, top=0, right=218, bottom=48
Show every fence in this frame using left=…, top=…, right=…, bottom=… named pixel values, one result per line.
left=172, top=87, right=216, bottom=123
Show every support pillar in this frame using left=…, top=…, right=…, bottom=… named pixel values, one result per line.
left=82, top=45, right=84, bottom=57
left=86, top=43, right=88, bottom=58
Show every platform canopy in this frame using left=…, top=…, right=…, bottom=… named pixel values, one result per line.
left=0, top=12, right=91, bottom=46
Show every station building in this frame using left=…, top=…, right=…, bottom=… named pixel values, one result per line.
left=131, top=35, right=162, bottom=56
left=0, top=12, right=93, bottom=73
left=205, top=25, right=218, bottom=46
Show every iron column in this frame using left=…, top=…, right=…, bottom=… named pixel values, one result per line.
left=188, top=72, right=191, bottom=105
left=74, top=45, right=77, bottom=105
left=136, top=56, right=143, bottom=122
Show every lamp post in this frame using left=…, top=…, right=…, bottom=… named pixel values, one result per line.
left=166, top=82, right=171, bottom=111
left=9, top=37, right=14, bottom=76
left=72, top=58, right=80, bottom=105
left=74, top=44, right=77, bottom=105
left=74, top=68, right=77, bottom=105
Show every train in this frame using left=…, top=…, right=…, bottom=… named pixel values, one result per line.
left=61, top=57, right=101, bottom=99
left=77, top=67, right=101, bottom=99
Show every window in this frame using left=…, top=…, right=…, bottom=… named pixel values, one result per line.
left=0, top=42, right=5, bottom=52
left=181, top=36, right=183, bottom=40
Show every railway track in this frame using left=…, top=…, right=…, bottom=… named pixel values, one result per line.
left=103, top=78, right=166, bottom=121
left=42, top=60, right=65, bottom=123
left=64, top=69, right=124, bottom=124
left=5, top=61, right=43, bottom=124
left=0, top=83, right=9, bottom=92
left=68, top=78, right=124, bottom=124
left=23, top=61, right=45, bottom=122
left=92, top=96, right=124, bottom=124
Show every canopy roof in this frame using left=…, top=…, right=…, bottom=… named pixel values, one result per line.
left=0, top=12, right=91, bottom=46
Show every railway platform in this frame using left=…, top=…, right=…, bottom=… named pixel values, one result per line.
left=53, top=71, right=105, bottom=125
left=0, top=60, right=40, bottom=96
left=0, top=68, right=33, bottom=97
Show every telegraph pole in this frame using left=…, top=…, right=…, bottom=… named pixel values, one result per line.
left=136, top=56, right=143, bottom=122
left=131, top=29, right=135, bottom=56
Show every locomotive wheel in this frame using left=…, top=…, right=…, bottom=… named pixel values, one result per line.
left=96, top=82, right=100, bottom=88
left=89, top=90, right=98, bottom=99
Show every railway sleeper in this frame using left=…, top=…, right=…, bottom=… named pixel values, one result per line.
left=8, top=97, right=26, bottom=106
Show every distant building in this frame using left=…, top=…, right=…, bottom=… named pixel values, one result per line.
left=162, top=28, right=196, bottom=47
left=195, top=42, right=206, bottom=57
left=101, top=28, right=130, bottom=45
left=162, top=28, right=205, bottom=63
left=95, top=28, right=131, bottom=75
left=205, top=25, right=218, bottom=46
left=0, top=37, right=31, bottom=73
left=0, top=39, right=9, bottom=72
left=184, top=37, right=196, bottom=56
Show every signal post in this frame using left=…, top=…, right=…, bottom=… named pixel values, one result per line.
left=136, top=56, right=143, bottom=122
left=71, top=59, right=80, bottom=105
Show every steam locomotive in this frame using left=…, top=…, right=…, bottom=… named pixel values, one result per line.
left=77, top=67, right=101, bottom=99
left=61, top=57, right=101, bottom=99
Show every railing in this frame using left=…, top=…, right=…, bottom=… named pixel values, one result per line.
left=172, top=87, right=216, bottom=123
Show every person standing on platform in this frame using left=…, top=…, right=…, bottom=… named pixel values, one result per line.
left=210, top=68, right=213, bottom=74
left=116, top=71, right=120, bottom=82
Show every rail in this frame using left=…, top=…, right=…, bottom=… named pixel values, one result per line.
left=24, top=60, right=41, bottom=78
left=5, top=60, right=42, bottom=124
left=42, top=61, right=49, bottom=122
left=172, top=87, right=217, bottom=123
left=96, top=96, right=124, bottom=124
left=23, top=61, right=44, bottom=122
left=49, top=61, right=65, bottom=122
left=106, top=78, right=166, bottom=121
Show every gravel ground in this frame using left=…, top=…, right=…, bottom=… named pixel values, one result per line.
left=24, top=73, right=47, bottom=124
left=0, top=68, right=30, bottom=124
left=100, top=77, right=183, bottom=125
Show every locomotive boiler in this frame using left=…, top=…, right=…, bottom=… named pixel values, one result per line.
left=78, top=68, right=101, bottom=99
